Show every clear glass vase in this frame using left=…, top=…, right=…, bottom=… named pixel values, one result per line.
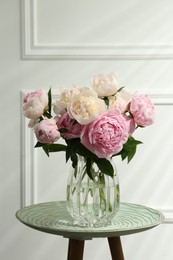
left=66, top=156, right=120, bottom=227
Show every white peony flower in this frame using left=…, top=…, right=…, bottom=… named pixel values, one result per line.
left=68, top=95, right=106, bottom=125
left=53, top=100, right=67, bottom=115
left=53, top=86, right=97, bottom=115
left=91, top=72, right=119, bottom=97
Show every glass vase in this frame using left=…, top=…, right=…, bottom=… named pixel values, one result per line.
left=66, top=156, right=120, bottom=227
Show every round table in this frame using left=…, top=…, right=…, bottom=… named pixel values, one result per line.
left=16, top=201, right=164, bottom=260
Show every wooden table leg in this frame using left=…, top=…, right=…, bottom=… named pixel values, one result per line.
left=108, top=237, right=124, bottom=260
left=67, top=239, right=85, bottom=260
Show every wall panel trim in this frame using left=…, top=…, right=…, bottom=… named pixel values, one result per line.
left=21, top=0, right=173, bottom=60
left=20, top=91, right=36, bottom=207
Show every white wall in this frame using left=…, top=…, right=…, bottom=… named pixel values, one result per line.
left=1, top=0, right=173, bottom=259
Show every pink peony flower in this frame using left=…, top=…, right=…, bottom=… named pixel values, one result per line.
left=23, top=90, right=48, bottom=120
left=108, top=90, right=132, bottom=113
left=130, top=93, right=155, bottom=126
left=55, top=112, right=83, bottom=139
left=81, top=110, right=128, bottom=158
left=123, top=115, right=136, bottom=135
left=35, top=118, right=60, bottom=144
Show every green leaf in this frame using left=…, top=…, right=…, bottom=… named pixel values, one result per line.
left=76, top=143, right=98, bottom=159
left=34, top=141, right=45, bottom=148
left=94, top=158, right=114, bottom=177
left=48, top=88, right=52, bottom=114
left=59, top=128, right=68, bottom=133
left=35, top=143, right=67, bottom=157
left=42, top=145, right=50, bottom=157
left=65, top=138, right=81, bottom=163
left=43, top=111, right=52, bottom=118
left=103, top=97, right=109, bottom=107
left=117, top=86, right=125, bottom=92
left=71, top=153, right=78, bottom=168
left=46, top=143, right=67, bottom=153
left=86, top=157, right=93, bottom=180
left=115, top=136, right=142, bottom=163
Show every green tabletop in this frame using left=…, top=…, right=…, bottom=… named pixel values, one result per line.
left=16, top=201, right=164, bottom=240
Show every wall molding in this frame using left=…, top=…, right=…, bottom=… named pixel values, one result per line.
left=20, top=91, right=36, bottom=207
left=20, top=0, right=173, bottom=60
left=20, top=90, right=173, bottom=223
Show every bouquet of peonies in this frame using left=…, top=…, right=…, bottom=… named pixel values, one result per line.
left=23, top=72, right=155, bottom=178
